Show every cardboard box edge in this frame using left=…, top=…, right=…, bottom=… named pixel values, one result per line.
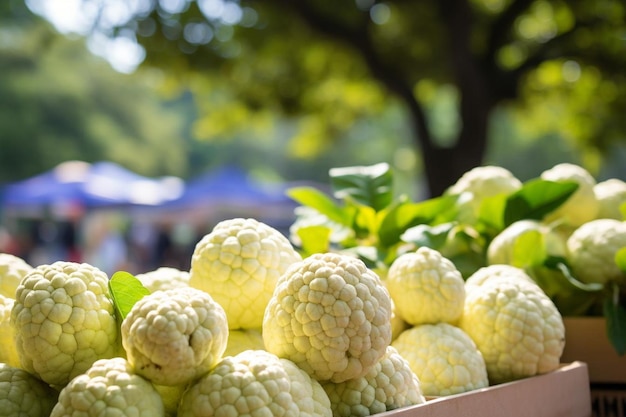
left=561, top=316, right=626, bottom=383
left=374, top=361, right=591, bottom=417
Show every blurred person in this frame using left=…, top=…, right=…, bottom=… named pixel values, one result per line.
left=0, top=226, right=20, bottom=255
left=27, top=219, right=66, bottom=266
left=127, top=220, right=159, bottom=273
left=59, top=221, right=81, bottom=263
left=81, top=211, right=130, bottom=276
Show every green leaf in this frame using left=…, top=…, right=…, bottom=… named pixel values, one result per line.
left=604, top=285, right=626, bottom=356
left=503, top=179, right=579, bottom=227
left=109, top=271, right=151, bottom=321
left=615, top=247, right=626, bottom=274
left=551, top=261, right=605, bottom=292
left=477, top=193, right=508, bottom=231
left=378, top=195, right=457, bottom=247
left=340, top=245, right=382, bottom=269
left=296, top=225, right=332, bottom=256
left=329, top=162, right=393, bottom=211
left=400, top=223, right=455, bottom=250
left=352, top=204, right=378, bottom=239
left=287, top=186, right=352, bottom=226
left=511, top=229, right=545, bottom=268
left=527, top=263, right=600, bottom=316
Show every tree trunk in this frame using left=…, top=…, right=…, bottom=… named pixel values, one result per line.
left=415, top=0, right=493, bottom=198
left=416, top=112, right=491, bottom=198
left=278, top=0, right=495, bottom=198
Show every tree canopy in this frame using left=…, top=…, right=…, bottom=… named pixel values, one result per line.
left=74, top=0, right=625, bottom=196
left=0, top=1, right=188, bottom=183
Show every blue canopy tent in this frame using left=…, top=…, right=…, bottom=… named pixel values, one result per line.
left=167, top=165, right=292, bottom=208
left=1, top=161, right=87, bottom=207
left=158, top=165, right=297, bottom=230
left=171, top=166, right=288, bottom=206
left=82, top=161, right=183, bottom=207
left=0, top=161, right=183, bottom=218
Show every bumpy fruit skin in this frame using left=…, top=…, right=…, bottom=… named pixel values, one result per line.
left=465, top=264, right=537, bottom=294
left=594, top=178, right=626, bottom=220
left=135, top=267, right=190, bottom=293
left=122, top=286, right=229, bottom=386
left=379, top=278, right=409, bottom=342
left=224, top=328, right=266, bottom=358
left=263, top=252, right=393, bottom=383
left=321, top=346, right=425, bottom=417
left=190, top=218, right=302, bottom=330
left=0, top=363, right=58, bottom=417
left=50, top=357, right=165, bottom=417
left=540, top=162, right=599, bottom=228
left=178, top=349, right=332, bottom=417
left=447, top=166, right=522, bottom=198
left=392, top=323, right=488, bottom=396
left=0, top=253, right=33, bottom=299
left=458, top=279, right=565, bottom=384
left=386, top=247, right=465, bottom=326
left=566, top=219, right=626, bottom=285
left=389, top=299, right=410, bottom=342
left=11, top=261, right=119, bottom=388
left=446, top=166, right=522, bottom=223
left=0, top=294, right=20, bottom=367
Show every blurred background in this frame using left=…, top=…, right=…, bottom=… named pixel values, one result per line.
left=1, top=0, right=625, bottom=275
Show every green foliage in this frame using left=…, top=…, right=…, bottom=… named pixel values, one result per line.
left=289, top=161, right=626, bottom=353
left=611, top=249, right=626, bottom=355
left=509, top=229, right=545, bottom=268
left=0, top=9, right=188, bottom=182
left=616, top=247, right=626, bottom=273
left=77, top=0, right=626, bottom=196
left=287, top=187, right=352, bottom=226
left=329, top=163, right=394, bottom=212
left=502, top=180, right=579, bottom=226
left=109, top=271, right=151, bottom=321
left=289, top=162, right=459, bottom=268
left=604, top=283, right=626, bottom=356
left=527, top=259, right=602, bottom=316
left=289, top=162, right=578, bottom=273
left=378, top=196, right=458, bottom=248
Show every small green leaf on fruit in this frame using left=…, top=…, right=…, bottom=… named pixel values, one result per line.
left=109, top=271, right=150, bottom=321
left=511, top=230, right=545, bottom=268
left=615, top=247, right=626, bottom=275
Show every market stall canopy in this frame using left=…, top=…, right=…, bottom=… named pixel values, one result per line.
left=164, top=165, right=293, bottom=209
left=0, top=160, right=184, bottom=217
left=149, top=165, right=298, bottom=229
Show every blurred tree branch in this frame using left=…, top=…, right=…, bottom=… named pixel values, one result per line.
left=51, top=0, right=626, bottom=196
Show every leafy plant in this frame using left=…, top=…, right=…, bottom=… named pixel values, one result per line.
left=607, top=248, right=626, bottom=355
left=287, top=162, right=626, bottom=354
left=287, top=162, right=577, bottom=275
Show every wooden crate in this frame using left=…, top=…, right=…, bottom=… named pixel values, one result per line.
left=560, top=317, right=626, bottom=417
left=375, top=362, right=591, bottom=417
left=591, top=384, right=626, bottom=417
left=561, top=317, right=626, bottom=383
